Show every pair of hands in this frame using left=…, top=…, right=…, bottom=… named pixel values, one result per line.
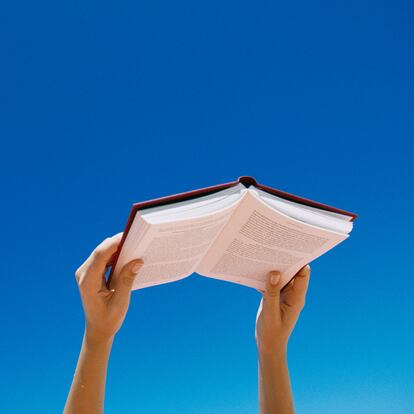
left=76, top=233, right=310, bottom=352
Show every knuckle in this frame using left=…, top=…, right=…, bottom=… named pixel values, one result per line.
left=122, top=273, right=135, bottom=287
left=92, top=247, right=104, bottom=261
left=103, top=237, right=114, bottom=248
left=101, top=237, right=111, bottom=247
left=77, top=277, right=88, bottom=292
left=75, top=267, right=83, bottom=283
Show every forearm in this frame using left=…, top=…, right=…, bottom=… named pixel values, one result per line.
left=64, top=331, right=114, bottom=414
left=258, top=348, right=294, bottom=414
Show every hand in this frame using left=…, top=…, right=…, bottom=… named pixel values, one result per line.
left=75, top=233, right=144, bottom=342
left=255, top=265, right=311, bottom=356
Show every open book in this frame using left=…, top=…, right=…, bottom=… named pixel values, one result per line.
left=112, top=176, right=357, bottom=291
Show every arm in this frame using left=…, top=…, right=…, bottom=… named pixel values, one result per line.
left=255, top=266, right=311, bottom=414
left=64, top=234, right=144, bottom=414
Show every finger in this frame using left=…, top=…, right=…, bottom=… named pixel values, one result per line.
left=87, top=233, right=122, bottom=278
left=262, top=271, right=282, bottom=316
left=282, top=265, right=311, bottom=310
left=255, top=298, right=264, bottom=340
left=110, top=259, right=144, bottom=307
left=76, top=233, right=123, bottom=291
left=256, top=298, right=264, bottom=324
left=88, top=233, right=123, bottom=270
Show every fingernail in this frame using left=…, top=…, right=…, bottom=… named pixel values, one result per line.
left=270, top=272, right=280, bottom=285
left=132, top=261, right=143, bottom=274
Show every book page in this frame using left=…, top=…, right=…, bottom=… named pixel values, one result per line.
left=197, top=190, right=348, bottom=290
left=115, top=202, right=240, bottom=290
left=139, top=183, right=245, bottom=219
left=254, top=188, right=354, bottom=233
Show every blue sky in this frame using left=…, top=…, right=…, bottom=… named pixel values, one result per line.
left=1, top=1, right=413, bottom=413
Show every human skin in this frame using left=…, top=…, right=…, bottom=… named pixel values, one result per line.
left=256, top=266, right=311, bottom=414
left=63, top=234, right=310, bottom=414
left=63, top=233, right=144, bottom=414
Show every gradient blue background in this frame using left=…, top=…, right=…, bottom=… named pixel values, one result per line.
left=1, top=1, right=413, bottom=413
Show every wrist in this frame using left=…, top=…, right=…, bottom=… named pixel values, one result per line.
left=258, top=349, right=288, bottom=375
left=257, top=340, right=288, bottom=361
left=84, top=327, right=115, bottom=349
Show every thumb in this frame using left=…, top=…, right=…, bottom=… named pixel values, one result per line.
left=262, top=271, right=282, bottom=315
left=111, top=259, right=144, bottom=303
